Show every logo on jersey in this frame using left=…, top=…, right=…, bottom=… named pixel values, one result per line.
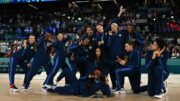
left=89, top=46, right=92, bottom=50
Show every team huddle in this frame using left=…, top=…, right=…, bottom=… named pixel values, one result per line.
left=9, top=6, right=169, bottom=99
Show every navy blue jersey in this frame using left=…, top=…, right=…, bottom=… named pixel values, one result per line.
left=124, top=49, right=140, bottom=69
left=11, top=47, right=26, bottom=59
left=73, top=44, right=94, bottom=63
left=23, top=43, right=36, bottom=64
left=107, top=30, right=126, bottom=61
left=145, top=50, right=169, bottom=74
left=33, top=37, right=52, bottom=60
left=52, top=40, right=66, bottom=59
left=126, top=32, right=144, bottom=50
left=11, top=42, right=36, bottom=64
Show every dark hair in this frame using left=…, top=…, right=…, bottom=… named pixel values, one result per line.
left=154, top=38, right=166, bottom=50
left=125, top=41, right=135, bottom=48
left=28, top=34, right=37, bottom=52
left=85, top=25, right=93, bottom=31
left=29, top=34, right=35, bottom=37
left=95, top=47, right=104, bottom=60
left=87, top=69, right=106, bottom=92
left=28, top=34, right=36, bottom=41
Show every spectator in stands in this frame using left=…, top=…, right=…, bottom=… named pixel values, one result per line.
left=0, top=42, right=8, bottom=57
left=145, top=32, right=153, bottom=45
left=171, top=48, right=180, bottom=58
left=177, top=38, right=180, bottom=45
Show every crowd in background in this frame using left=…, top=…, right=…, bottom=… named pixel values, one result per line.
left=0, top=0, right=180, bottom=58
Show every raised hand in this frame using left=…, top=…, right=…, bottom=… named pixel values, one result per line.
left=116, top=56, right=122, bottom=61
left=118, top=5, right=126, bottom=17
left=152, top=50, right=159, bottom=59
left=117, top=56, right=126, bottom=65
left=158, top=47, right=165, bottom=57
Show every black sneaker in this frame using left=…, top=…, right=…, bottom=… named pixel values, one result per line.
left=22, top=85, right=31, bottom=90
left=10, top=85, right=19, bottom=92
left=22, top=85, right=31, bottom=92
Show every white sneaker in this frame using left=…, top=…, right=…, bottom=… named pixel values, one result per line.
left=22, top=86, right=31, bottom=92
left=111, top=88, right=117, bottom=92
left=22, top=88, right=29, bottom=92
left=10, top=85, right=19, bottom=92
left=44, top=84, right=56, bottom=90
left=154, top=94, right=164, bottom=99
left=113, top=89, right=126, bottom=94
left=51, top=85, right=57, bottom=90
left=119, top=89, right=126, bottom=94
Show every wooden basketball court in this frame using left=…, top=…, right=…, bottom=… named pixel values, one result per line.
left=0, top=73, right=180, bottom=101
